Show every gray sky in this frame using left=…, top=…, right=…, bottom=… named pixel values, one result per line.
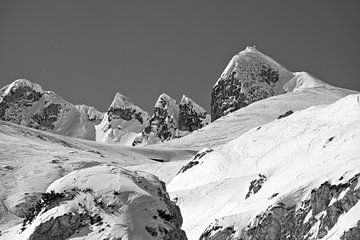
left=1, top=0, right=359, bottom=112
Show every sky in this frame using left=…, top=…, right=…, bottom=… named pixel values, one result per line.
left=1, top=0, right=359, bottom=113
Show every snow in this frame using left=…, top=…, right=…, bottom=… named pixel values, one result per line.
left=155, top=85, right=357, bottom=150
left=0, top=79, right=43, bottom=101
left=214, top=46, right=294, bottom=95
left=1, top=52, right=360, bottom=240
left=284, top=71, right=328, bottom=92
left=168, top=94, right=360, bottom=239
left=180, top=95, right=207, bottom=115
left=3, top=165, right=183, bottom=240
left=324, top=201, right=360, bottom=240
left=95, top=92, right=149, bottom=145
left=0, top=120, right=194, bottom=234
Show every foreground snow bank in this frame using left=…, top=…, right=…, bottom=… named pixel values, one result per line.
left=2, top=165, right=187, bottom=240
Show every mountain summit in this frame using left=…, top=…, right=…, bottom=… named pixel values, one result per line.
left=211, top=46, right=295, bottom=121
left=133, top=93, right=210, bottom=146
left=95, top=92, right=149, bottom=145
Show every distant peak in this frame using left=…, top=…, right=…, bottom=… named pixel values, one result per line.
left=155, top=93, right=176, bottom=108
left=180, top=94, right=189, bottom=104
left=1, top=79, right=43, bottom=97
left=216, top=46, right=291, bottom=87
left=109, top=92, right=133, bottom=109
left=180, top=94, right=195, bottom=105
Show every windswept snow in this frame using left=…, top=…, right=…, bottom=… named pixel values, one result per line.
left=168, top=94, right=360, bottom=239
left=2, top=166, right=187, bottom=240
left=157, top=85, right=357, bottom=150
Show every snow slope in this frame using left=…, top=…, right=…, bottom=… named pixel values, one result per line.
left=168, top=94, right=360, bottom=239
left=2, top=166, right=187, bottom=240
left=156, top=84, right=357, bottom=151
left=0, top=79, right=97, bottom=141
left=134, top=93, right=210, bottom=146
left=0, top=120, right=195, bottom=233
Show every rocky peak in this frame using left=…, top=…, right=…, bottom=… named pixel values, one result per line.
left=75, top=104, right=104, bottom=125
left=133, top=93, right=210, bottom=146
left=110, top=92, right=133, bottom=108
left=106, top=92, right=149, bottom=124
left=211, top=46, right=294, bottom=121
left=0, top=79, right=44, bottom=100
left=0, top=79, right=97, bottom=140
left=95, top=92, right=149, bottom=144
left=178, top=95, right=210, bottom=132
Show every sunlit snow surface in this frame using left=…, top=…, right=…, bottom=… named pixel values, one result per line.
left=1, top=76, right=360, bottom=239
left=168, top=94, right=360, bottom=239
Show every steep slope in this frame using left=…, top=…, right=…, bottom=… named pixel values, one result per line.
left=178, top=95, right=210, bottom=132
left=0, top=120, right=195, bottom=233
left=0, top=79, right=96, bottom=140
left=168, top=94, right=360, bottom=240
left=95, top=92, right=149, bottom=145
left=133, top=94, right=210, bottom=146
left=2, top=166, right=187, bottom=240
left=211, top=46, right=295, bottom=121
left=155, top=83, right=357, bottom=151
left=75, top=104, right=104, bottom=125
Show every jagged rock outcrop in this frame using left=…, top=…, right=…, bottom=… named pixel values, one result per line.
left=10, top=165, right=187, bottom=240
left=75, top=104, right=104, bottom=125
left=245, top=174, right=267, bottom=199
left=178, top=95, right=210, bottom=132
left=211, top=46, right=294, bottom=121
left=200, top=173, right=360, bottom=240
left=95, top=92, right=149, bottom=145
left=0, top=79, right=96, bottom=140
left=133, top=94, right=210, bottom=146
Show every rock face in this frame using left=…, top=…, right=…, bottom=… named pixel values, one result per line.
left=178, top=95, right=210, bottom=132
left=75, top=105, right=104, bottom=125
left=0, top=79, right=96, bottom=140
left=199, top=173, right=360, bottom=240
left=133, top=94, right=210, bottom=146
left=211, top=47, right=294, bottom=121
left=11, top=165, right=187, bottom=240
left=95, top=92, right=149, bottom=145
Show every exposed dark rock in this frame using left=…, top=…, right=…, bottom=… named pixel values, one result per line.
left=146, top=225, right=158, bottom=237
left=277, top=110, right=294, bottom=119
left=245, top=174, right=267, bottom=199
left=199, top=225, right=235, bottom=240
left=211, top=61, right=280, bottom=121
left=0, top=85, right=42, bottom=123
left=107, top=106, right=145, bottom=124
left=177, top=149, right=214, bottom=174
left=340, top=220, right=360, bottom=240
left=21, top=190, right=76, bottom=229
left=178, top=99, right=208, bottom=132
left=201, top=173, right=360, bottom=240
left=133, top=95, right=177, bottom=145
left=29, top=212, right=93, bottom=240
left=31, top=103, right=62, bottom=130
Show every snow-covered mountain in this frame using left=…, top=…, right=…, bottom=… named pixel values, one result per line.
left=211, top=46, right=295, bottom=121
left=133, top=94, right=210, bottom=146
left=1, top=46, right=360, bottom=240
left=95, top=92, right=149, bottom=145
left=168, top=94, right=360, bottom=240
left=0, top=79, right=96, bottom=140
left=178, top=95, right=210, bottom=132
left=75, top=104, right=104, bottom=125
left=4, top=165, right=187, bottom=240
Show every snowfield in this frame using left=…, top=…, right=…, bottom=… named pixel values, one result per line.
left=2, top=166, right=187, bottom=240
left=168, top=94, right=360, bottom=239
left=1, top=47, right=360, bottom=239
